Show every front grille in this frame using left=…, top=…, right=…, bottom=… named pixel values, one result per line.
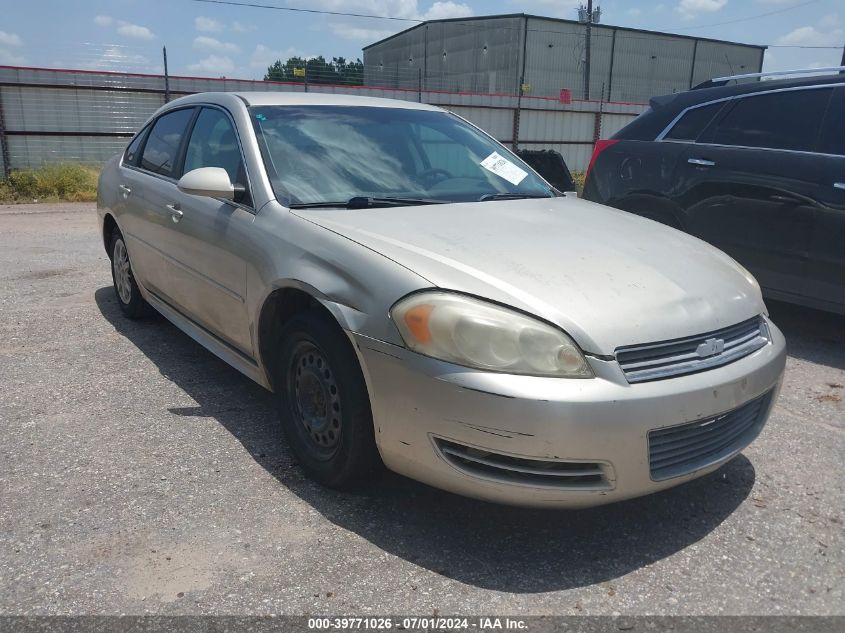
left=616, top=316, right=769, bottom=383
left=648, top=390, right=773, bottom=480
left=434, top=438, right=613, bottom=490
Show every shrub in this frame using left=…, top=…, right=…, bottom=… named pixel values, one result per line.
left=571, top=170, right=585, bottom=194
left=0, top=163, right=100, bottom=202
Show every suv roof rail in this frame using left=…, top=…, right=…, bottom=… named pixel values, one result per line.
left=693, top=65, right=845, bottom=89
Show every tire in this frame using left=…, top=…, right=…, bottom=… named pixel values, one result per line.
left=109, top=228, right=151, bottom=319
left=275, top=310, right=380, bottom=488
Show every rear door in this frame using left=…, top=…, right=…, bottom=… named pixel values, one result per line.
left=119, top=107, right=197, bottom=300
left=164, top=106, right=255, bottom=356
left=673, top=87, right=833, bottom=299
left=805, top=86, right=845, bottom=311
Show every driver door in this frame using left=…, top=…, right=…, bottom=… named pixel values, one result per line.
left=163, top=106, right=255, bottom=356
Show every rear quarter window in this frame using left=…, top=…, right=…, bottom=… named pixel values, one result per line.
left=664, top=102, right=725, bottom=142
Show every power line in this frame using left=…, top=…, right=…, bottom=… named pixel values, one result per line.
left=186, top=0, right=842, bottom=50
left=190, top=0, right=423, bottom=22
left=674, top=0, right=822, bottom=31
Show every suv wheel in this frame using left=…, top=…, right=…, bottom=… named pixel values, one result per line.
left=275, top=311, right=380, bottom=488
left=109, top=228, right=151, bottom=319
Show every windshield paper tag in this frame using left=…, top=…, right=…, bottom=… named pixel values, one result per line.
left=480, top=152, right=528, bottom=186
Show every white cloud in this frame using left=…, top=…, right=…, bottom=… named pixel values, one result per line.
left=0, top=48, right=26, bottom=65
left=506, top=0, right=581, bottom=19
left=0, top=30, right=23, bottom=47
left=321, top=1, right=473, bottom=43
left=116, top=23, right=156, bottom=40
left=231, top=21, right=256, bottom=33
left=193, top=35, right=240, bottom=53
left=250, top=44, right=308, bottom=69
left=328, top=23, right=396, bottom=41
left=93, top=15, right=113, bottom=27
left=676, top=0, right=728, bottom=19
left=627, top=8, right=642, bottom=16
left=776, top=14, right=843, bottom=47
left=188, top=54, right=235, bottom=74
left=195, top=16, right=223, bottom=32
left=297, top=1, right=474, bottom=21
left=420, top=1, right=473, bottom=20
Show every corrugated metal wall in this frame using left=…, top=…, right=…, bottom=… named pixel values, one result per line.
left=0, top=65, right=645, bottom=174
left=365, top=16, right=766, bottom=103
left=364, top=16, right=525, bottom=94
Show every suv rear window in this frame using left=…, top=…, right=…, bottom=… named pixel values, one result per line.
left=140, top=108, right=195, bottom=177
left=705, top=88, right=832, bottom=152
left=664, top=102, right=724, bottom=141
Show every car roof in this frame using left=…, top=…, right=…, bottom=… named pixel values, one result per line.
left=615, top=74, right=845, bottom=141
left=164, top=91, right=444, bottom=111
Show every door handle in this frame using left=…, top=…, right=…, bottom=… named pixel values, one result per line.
left=769, top=194, right=799, bottom=204
left=119, top=184, right=132, bottom=197
left=688, top=158, right=716, bottom=167
left=834, top=182, right=845, bottom=191
left=166, top=203, right=183, bottom=223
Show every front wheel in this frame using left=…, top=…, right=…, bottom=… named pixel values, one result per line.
left=109, top=228, right=151, bottom=319
left=275, top=311, right=380, bottom=488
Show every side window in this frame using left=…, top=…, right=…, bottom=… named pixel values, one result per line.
left=664, top=102, right=724, bottom=141
left=819, top=87, right=845, bottom=156
left=183, top=107, right=251, bottom=206
left=705, top=88, right=832, bottom=152
left=123, top=126, right=149, bottom=165
left=140, top=108, right=195, bottom=177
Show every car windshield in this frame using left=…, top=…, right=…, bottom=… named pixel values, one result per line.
left=249, top=105, right=554, bottom=206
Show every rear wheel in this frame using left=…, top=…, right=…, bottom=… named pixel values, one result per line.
left=275, top=311, right=380, bottom=488
left=109, top=228, right=151, bottom=319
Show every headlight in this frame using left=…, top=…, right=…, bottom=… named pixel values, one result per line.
left=390, top=291, right=593, bottom=378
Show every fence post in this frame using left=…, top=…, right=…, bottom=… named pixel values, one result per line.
left=0, top=87, right=9, bottom=179
left=163, top=46, right=170, bottom=103
left=592, top=83, right=605, bottom=144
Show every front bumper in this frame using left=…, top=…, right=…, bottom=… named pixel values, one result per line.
left=352, top=317, right=786, bottom=508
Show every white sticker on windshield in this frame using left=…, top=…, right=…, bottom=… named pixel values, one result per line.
left=480, top=151, right=528, bottom=186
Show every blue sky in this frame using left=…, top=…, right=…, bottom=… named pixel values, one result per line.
left=0, top=0, right=842, bottom=79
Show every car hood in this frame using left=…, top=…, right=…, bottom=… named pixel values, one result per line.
left=293, top=197, right=766, bottom=355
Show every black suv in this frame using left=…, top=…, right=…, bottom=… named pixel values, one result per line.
left=583, top=71, right=845, bottom=315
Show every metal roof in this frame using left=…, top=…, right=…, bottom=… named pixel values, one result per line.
left=363, top=13, right=767, bottom=52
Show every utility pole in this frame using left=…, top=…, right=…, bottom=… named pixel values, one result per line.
left=584, top=0, right=593, bottom=100
left=579, top=2, right=600, bottom=99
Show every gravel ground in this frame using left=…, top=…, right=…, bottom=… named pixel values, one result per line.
left=0, top=202, right=842, bottom=616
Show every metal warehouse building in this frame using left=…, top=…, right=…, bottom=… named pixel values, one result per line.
left=363, top=13, right=765, bottom=103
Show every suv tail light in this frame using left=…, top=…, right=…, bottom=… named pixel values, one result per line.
left=585, top=139, right=619, bottom=182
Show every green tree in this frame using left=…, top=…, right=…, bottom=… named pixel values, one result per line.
left=264, top=55, right=364, bottom=85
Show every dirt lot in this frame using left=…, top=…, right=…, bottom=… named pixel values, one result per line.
left=0, top=202, right=843, bottom=616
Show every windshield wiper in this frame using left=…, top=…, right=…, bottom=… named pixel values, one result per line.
left=478, top=193, right=555, bottom=202
left=289, top=196, right=447, bottom=210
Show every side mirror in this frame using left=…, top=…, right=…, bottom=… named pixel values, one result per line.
left=177, top=167, right=235, bottom=200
